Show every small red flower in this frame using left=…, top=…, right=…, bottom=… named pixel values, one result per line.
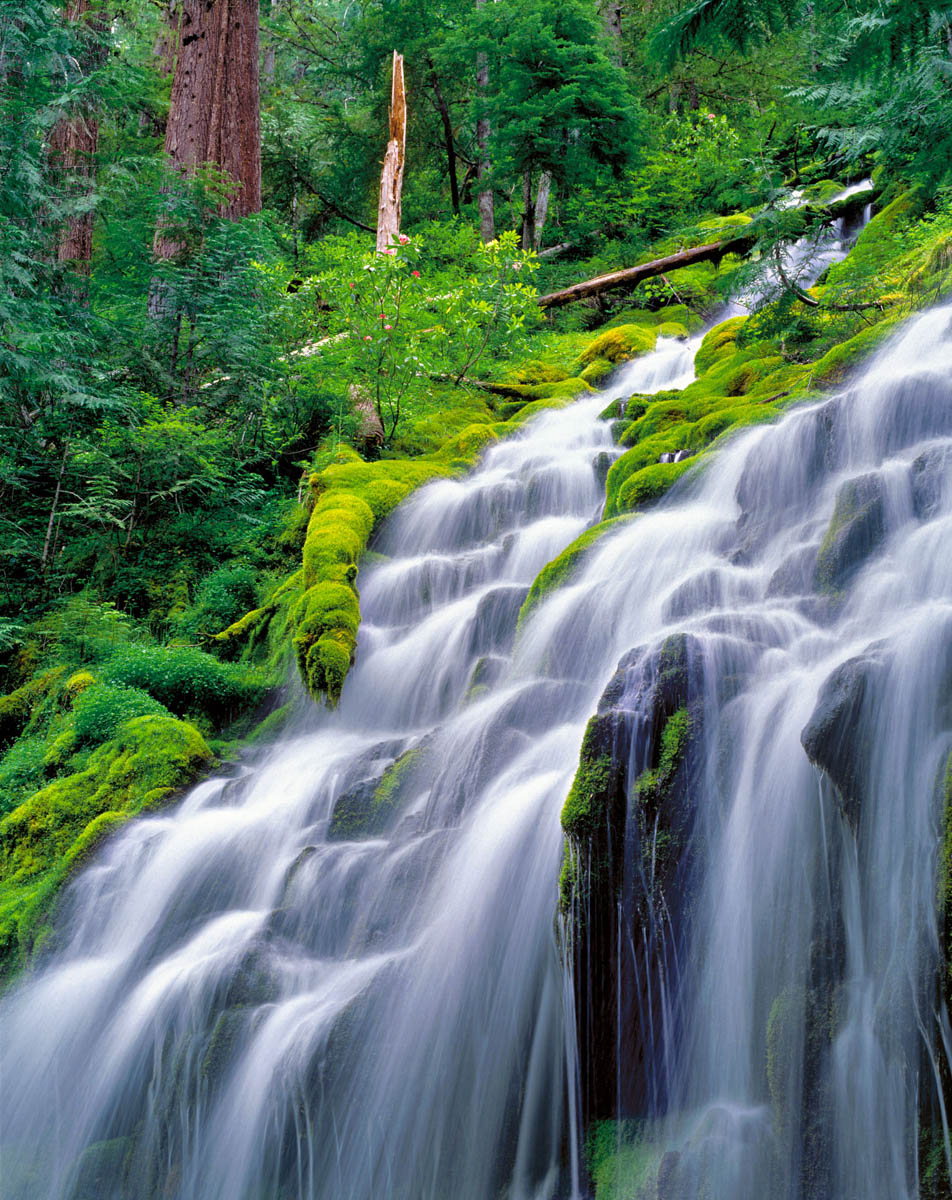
left=363, top=335, right=372, bottom=341
left=411, top=270, right=420, bottom=277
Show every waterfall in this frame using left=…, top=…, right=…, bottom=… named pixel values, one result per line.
left=549, top=302, right=952, bottom=1199
left=5, top=188, right=939, bottom=1200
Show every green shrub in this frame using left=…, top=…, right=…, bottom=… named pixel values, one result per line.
left=72, top=684, right=171, bottom=747
left=0, top=737, right=48, bottom=819
left=100, top=645, right=268, bottom=724
left=178, top=565, right=259, bottom=639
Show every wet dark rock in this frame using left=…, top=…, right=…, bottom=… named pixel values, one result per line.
left=467, top=585, right=529, bottom=657
left=73, top=1137, right=132, bottom=1200
left=465, top=653, right=507, bottom=697
left=911, top=443, right=952, bottom=521
left=563, top=631, right=704, bottom=1126
left=594, top=450, right=613, bottom=488
left=767, top=545, right=820, bottom=598
left=815, top=472, right=886, bottom=593
left=328, top=744, right=426, bottom=842
left=801, top=652, right=886, bottom=826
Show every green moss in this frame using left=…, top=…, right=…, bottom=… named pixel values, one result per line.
left=0, top=714, right=212, bottom=974
left=632, top=706, right=691, bottom=813
left=611, top=458, right=696, bottom=516
left=657, top=320, right=688, bottom=339
left=694, top=315, right=747, bottom=375
left=766, top=986, right=804, bottom=1137
left=586, top=1120, right=659, bottom=1200
left=576, top=323, right=658, bottom=367
left=328, top=747, right=423, bottom=840
left=579, top=357, right=615, bottom=385
left=0, top=668, right=67, bottom=748
left=808, top=319, right=900, bottom=388
left=562, top=745, right=616, bottom=841
left=518, top=517, right=632, bottom=626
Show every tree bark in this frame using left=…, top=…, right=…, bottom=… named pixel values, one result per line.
left=155, top=0, right=261, bottom=260
left=475, top=0, right=494, bottom=243
left=520, top=168, right=534, bottom=251
left=376, top=51, right=407, bottom=252
left=532, top=170, right=552, bottom=251
left=598, top=0, right=622, bottom=66
left=49, top=0, right=106, bottom=273
left=429, top=70, right=460, bottom=215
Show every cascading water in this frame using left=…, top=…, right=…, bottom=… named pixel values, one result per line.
left=4, top=186, right=932, bottom=1200
left=0, top=329, right=696, bottom=1199
left=549, top=301, right=952, bottom=1199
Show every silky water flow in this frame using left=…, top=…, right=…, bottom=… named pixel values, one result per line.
left=5, top=192, right=947, bottom=1200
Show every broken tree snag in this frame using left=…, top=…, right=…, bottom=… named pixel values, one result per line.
left=376, top=51, right=407, bottom=253
left=536, top=231, right=757, bottom=309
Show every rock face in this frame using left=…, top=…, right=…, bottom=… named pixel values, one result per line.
left=561, top=632, right=704, bottom=1124
left=815, top=473, right=886, bottom=593
left=800, top=652, right=885, bottom=827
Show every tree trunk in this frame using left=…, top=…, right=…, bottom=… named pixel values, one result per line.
left=263, top=0, right=277, bottom=80
left=429, top=70, right=460, bottom=215
left=376, top=51, right=407, bottom=252
left=49, top=0, right=106, bottom=274
left=475, top=0, right=494, bottom=243
left=520, top=169, right=534, bottom=251
left=532, top=170, right=552, bottom=251
left=598, top=0, right=622, bottom=66
left=155, top=0, right=261, bottom=260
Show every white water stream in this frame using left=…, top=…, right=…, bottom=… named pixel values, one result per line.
left=4, top=190, right=947, bottom=1200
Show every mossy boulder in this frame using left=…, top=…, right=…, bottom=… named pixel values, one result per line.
left=694, top=315, right=747, bottom=376
left=518, top=518, right=632, bottom=627
left=576, top=323, right=658, bottom=367
left=808, top=320, right=899, bottom=389
left=328, top=747, right=423, bottom=840
left=0, top=714, right=213, bottom=974
left=815, top=473, right=886, bottom=593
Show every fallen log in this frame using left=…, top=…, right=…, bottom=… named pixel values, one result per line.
left=537, top=187, right=876, bottom=310
left=537, top=233, right=756, bottom=309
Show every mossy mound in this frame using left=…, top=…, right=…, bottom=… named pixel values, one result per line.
left=518, top=517, right=633, bottom=627
left=576, top=323, right=658, bottom=367
left=0, top=714, right=213, bottom=974
left=694, top=314, right=747, bottom=375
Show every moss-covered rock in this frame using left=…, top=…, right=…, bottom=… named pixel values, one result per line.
left=815, top=473, right=886, bottom=593
left=694, top=315, right=747, bottom=375
left=0, top=714, right=213, bottom=974
left=576, top=323, right=658, bottom=367
left=328, top=747, right=423, bottom=840
left=562, top=632, right=704, bottom=1126
left=518, top=517, right=632, bottom=627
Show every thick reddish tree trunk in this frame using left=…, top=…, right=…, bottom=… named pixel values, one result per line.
left=156, top=0, right=261, bottom=258
left=49, top=0, right=105, bottom=272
